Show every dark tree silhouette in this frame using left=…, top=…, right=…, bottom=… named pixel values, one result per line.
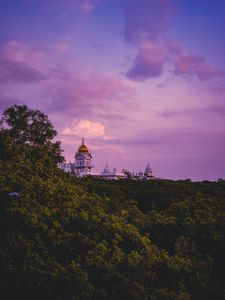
left=0, top=104, right=64, bottom=163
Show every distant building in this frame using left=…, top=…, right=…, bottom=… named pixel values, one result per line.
left=74, top=138, right=94, bottom=177
left=60, top=138, right=155, bottom=180
left=100, top=164, right=126, bottom=180
left=144, top=163, right=154, bottom=178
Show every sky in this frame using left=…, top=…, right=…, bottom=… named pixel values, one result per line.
left=0, top=0, right=225, bottom=180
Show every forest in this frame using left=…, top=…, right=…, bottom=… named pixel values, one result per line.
left=0, top=105, right=225, bottom=300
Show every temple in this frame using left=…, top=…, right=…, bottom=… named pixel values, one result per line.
left=99, top=164, right=126, bottom=180
left=61, top=138, right=155, bottom=180
left=74, top=138, right=94, bottom=176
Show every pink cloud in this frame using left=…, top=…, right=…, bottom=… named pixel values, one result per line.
left=79, top=0, right=98, bottom=12
left=127, top=40, right=168, bottom=80
left=0, top=41, right=46, bottom=84
left=48, top=0, right=100, bottom=13
left=127, top=39, right=225, bottom=82
left=0, top=40, right=134, bottom=126
left=174, top=53, right=225, bottom=80
left=160, top=105, right=225, bottom=119
left=0, top=58, right=46, bottom=84
left=45, top=73, right=133, bottom=115
left=4, top=41, right=44, bottom=65
left=62, top=119, right=113, bottom=141
left=123, top=0, right=225, bottom=84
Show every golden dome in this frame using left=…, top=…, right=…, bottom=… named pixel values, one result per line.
left=78, top=144, right=89, bottom=153
left=78, top=138, right=89, bottom=153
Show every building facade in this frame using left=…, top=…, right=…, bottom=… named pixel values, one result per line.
left=61, top=138, right=155, bottom=180
left=100, top=164, right=126, bottom=180
left=74, top=138, right=94, bottom=176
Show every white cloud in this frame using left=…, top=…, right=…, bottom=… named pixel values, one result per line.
left=62, top=119, right=112, bottom=140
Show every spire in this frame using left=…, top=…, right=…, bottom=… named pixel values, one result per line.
left=77, top=138, right=89, bottom=153
left=144, top=162, right=152, bottom=177
left=146, top=162, right=151, bottom=170
left=103, top=163, right=110, bottom=173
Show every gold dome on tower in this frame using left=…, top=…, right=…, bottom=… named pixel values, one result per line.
left=78, top=138, right=89, bottom=153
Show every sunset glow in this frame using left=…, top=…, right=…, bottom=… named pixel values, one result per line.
left=1, top=0, right=225, bottom=180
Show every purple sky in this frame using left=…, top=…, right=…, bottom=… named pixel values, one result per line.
left=1, top=0, right=225, bottom=180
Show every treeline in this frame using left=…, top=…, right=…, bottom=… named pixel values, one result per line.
left=0, top=105, right=225, bottom=299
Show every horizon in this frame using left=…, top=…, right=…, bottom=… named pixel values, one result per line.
left=1, top=0, right=225, bottom=181
left=61, top=137, right=224, bottom=182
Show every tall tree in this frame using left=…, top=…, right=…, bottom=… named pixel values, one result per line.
left=0, top=104, right=64, bottom=163
left=1, top=105, right=56, bottom=145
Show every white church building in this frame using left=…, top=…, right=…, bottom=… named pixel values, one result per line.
left=61, top=138, right=155, bottom=180
left=74, top=138, right=94, bottom=177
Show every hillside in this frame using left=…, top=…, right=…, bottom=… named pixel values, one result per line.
left=1, top=105, right=225, bottom=300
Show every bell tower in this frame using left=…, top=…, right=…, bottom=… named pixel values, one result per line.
left=75, top=138, right=94, bottom=176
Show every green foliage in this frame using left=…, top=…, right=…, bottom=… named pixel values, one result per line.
left=1, top=105, right=225, bottom=299
left=76, top=178, right=225, bottom=299
left=0, top=105, right=64, bottom=164
left=0, top=105, right=56, bottom=145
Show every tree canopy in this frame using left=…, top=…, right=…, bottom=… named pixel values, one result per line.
left=0, top=105, right=57, bottom=145
left=0, top=105, right=64, bottom=164
left=0, top=105, right=225, bottom=300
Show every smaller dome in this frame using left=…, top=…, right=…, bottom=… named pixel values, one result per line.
left=78, top=138, right=89, bottom=153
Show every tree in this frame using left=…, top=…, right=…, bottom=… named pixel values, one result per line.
left=0, top=105, right=64, bottom=164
